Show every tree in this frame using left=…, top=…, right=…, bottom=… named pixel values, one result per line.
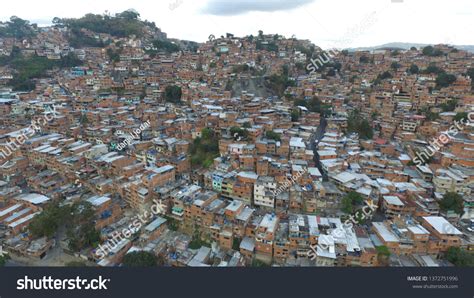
left=52, top=17, right=62, bottom=25
left=379, top=71, right=393, bottom=80
left=58, top=53, right=84, bottom=67
left=422, top=46, right=434, bottom=56
left=190, top=128, right=219, bottom=168
left=295, top=96, right=331, bottom=117
left=265, top=131, right=281, bottom=142
left=232, top=238, right=241, bottom=251
left=242, top=122, right=251, bottom=129
left=408, top=64, right=419, bottom=74
left=454, top=112, right=467, bottom=122
left=422, top=46, right=443, bottom=57
left=164, top=215, right=178, bottom=231
left=376, top=246, right=391, bottom=266
left=232, top=64, right=249, bottom=73
left=164, top=85, right=182, bottom=104
left=341, top=191, right=364, bottom=214
left=58, top=11, right=152, bottom=38
left=440, top=99, right=457, bottom=112
left=80, top=113, right=89, bottom=125
left=0, top=254, right=10, bottom=267
left=10, top=46, right=21, bottom=58
left=151, top=40, right=180, bottom=53
left=66, top=202, right=100, bottom=252
left=291, top=109, right=299, bottom=122
left=446, top=247, right=474, bottom=267
left=342, top=196, right=354, bottom=214
left=466, top=68, right=474, bottom=90
left=390, top=62, right=401, bottom=70
left=264, top=65, right=295, bottom=96
left=251, top=259, right=270, bottom=267
left=117, top=10, right=140, bottom=20
left=371, top=111, right=379, bottom=120
left=106, top=48, right=121, bottom=63
left=0, top=16, right=36, bottom=39
left=436, top=73, right=457, bottom=89
left=230, top=126, right=249, bottom=140
left=422, top=64, right=444, bottom=75
left=29, top=202, right=68, bottom=238
left=68, top=28, right=105, bottom=48
left=439, top=192, right=464, bottom=215
left=66, top=261, right=88, bottom=267
left=421, top=106, right=439, bottom=121
left=326, top=69, right=336, bottom=76
left=1, top=50, right=82, bottom=91
left=122, top=251, right=157, bottom=267
left=347, top=110, right=373, bottom=139
left=359, top=56, right=369, bottom=63
left=358, top=119, right=373, bottom=139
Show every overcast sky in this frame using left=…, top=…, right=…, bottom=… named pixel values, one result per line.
left=1, top=0, right=473, bottom=48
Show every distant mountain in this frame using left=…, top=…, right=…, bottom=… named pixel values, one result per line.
left=348, top=42, right=474, bottom=53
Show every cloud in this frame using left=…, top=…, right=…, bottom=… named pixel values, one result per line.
left=202, top=0, right=315, bottom=16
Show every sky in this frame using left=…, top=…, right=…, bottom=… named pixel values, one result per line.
left=0, top=0, right=473, bottom=49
